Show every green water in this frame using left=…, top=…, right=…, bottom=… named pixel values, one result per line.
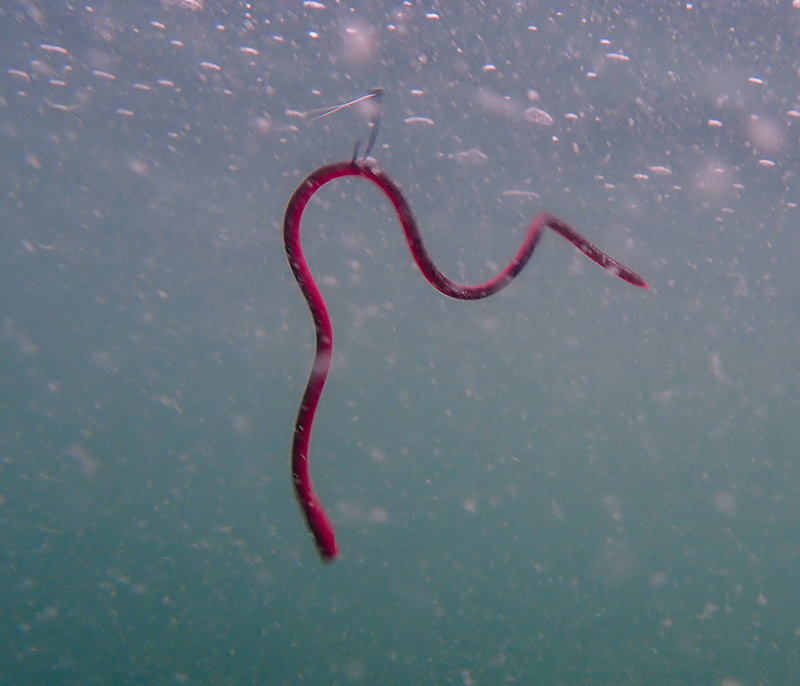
left=2, top=2, right=800, bottom=684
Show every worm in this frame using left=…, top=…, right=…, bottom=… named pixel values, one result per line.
left=283, top=159, right=647, bottom=561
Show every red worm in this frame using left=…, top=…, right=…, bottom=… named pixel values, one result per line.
left=284, top=159, right=648, bottom=561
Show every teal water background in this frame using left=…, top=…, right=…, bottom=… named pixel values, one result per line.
left=2, top=2, right=800, bottom=684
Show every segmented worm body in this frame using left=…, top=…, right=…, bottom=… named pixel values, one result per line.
left=284, top=159, right=647, bottom=561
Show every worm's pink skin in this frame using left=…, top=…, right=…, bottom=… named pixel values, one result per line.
left=284, top=159, right=648, bottom=561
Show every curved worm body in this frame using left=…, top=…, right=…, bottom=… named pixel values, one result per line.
left=284, top=159, right=647, bottom=561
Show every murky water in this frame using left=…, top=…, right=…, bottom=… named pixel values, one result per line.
left=2, top=2, right=799, bottom=684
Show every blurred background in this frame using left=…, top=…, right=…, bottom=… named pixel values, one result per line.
left=2, top=1, right=800, bottom=684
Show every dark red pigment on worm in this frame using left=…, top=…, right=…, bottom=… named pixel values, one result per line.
left=284, top=159, right=647, bottom=561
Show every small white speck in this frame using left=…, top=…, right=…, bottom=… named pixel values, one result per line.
left=40, top=43, right=69, bottom=54
left=7, top=69, right=31, bottom=81
left=501, top=189, right=539, bottom=199
left=404, top=116, right=435, bottom=126
left=524, top=106, right=554, bottom=126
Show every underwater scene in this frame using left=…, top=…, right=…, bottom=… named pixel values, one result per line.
left=2, top=1, right=800, bottom=684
